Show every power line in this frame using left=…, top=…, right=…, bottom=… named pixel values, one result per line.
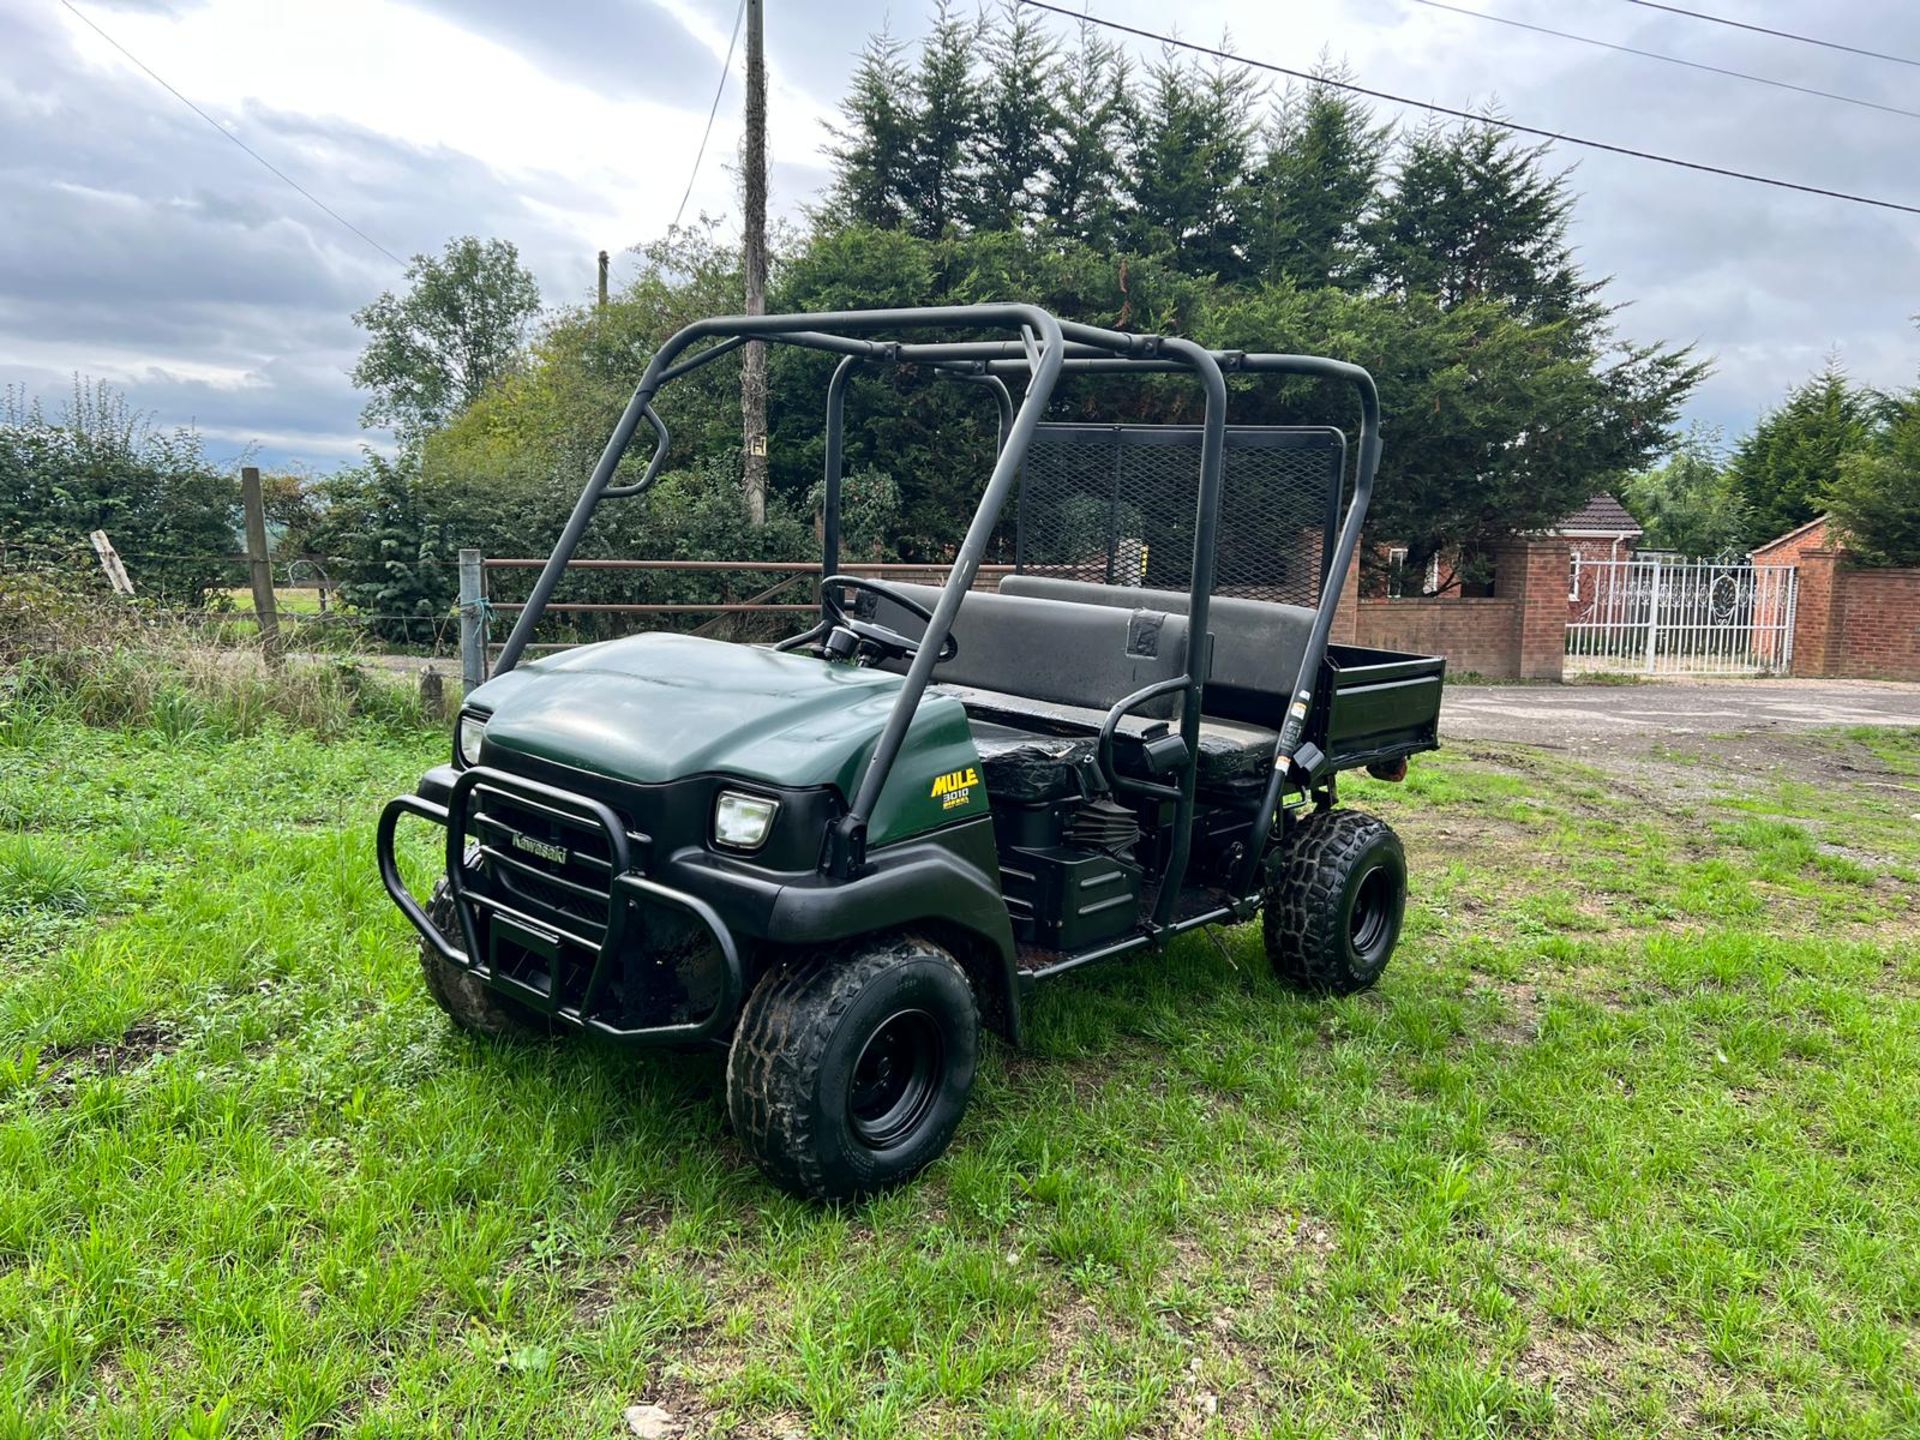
left=1016, top=0, right=1920, bottom=218
left=672, top=0, right=749, bottom=233
left=58, top=0, right=406, bottom=267
left=1412, top=0, right=1920, bottom=124
left=1618, top=1, right=1920, bottom=71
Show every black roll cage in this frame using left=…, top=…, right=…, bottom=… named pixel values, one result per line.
left=490, top=305, right=1382, bottom=914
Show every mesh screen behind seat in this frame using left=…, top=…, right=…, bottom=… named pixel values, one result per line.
left=1013, top=425, right=1348, bottom=607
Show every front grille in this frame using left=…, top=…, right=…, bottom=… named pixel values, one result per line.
left=469, top=791, right=637, bottom=942
left=447, top=767, right=732, bottom=1035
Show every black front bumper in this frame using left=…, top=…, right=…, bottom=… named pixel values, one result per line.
left=377, top=764, right=743, bottom=1045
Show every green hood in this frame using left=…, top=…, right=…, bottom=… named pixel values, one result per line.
left=466, top=633, right=982, bottom=845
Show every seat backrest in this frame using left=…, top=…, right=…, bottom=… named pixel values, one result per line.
left=997, top=575, right=1315, bottom=726
left=867, top=582, right=1190, bottom=719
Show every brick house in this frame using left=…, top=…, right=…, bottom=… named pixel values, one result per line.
left=1556, top=493, right=1643, bottom=619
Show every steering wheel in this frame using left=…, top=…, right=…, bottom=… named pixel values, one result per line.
left=778, top=575, right=958, bottom=665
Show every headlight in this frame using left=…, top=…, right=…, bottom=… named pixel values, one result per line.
left=456, top=712, right=489, bottom=767
left=713, top=790, right=778, bottom=851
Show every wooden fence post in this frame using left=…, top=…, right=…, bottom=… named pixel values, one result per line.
left=240, top=466, right=281, bottom=666
left=459, top=549, right=486, bottom=693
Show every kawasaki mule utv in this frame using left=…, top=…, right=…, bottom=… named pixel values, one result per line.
left=378, top=304, right=1444, bottom=1199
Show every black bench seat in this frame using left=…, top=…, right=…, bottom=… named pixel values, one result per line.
left=938, top=684, right=1277, bottom=801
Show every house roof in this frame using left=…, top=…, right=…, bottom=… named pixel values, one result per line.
left=1555, top=493, right=1644, bottom=536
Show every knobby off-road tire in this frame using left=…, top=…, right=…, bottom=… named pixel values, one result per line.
left=1263, top=809, right=1406, bottom=997
left=727, top=936, right=978, bottom=1201
left=419, top=877, right=554, bottom=1040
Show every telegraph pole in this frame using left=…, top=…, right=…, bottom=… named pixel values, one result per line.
left=741, top=0, right=768, bottom=525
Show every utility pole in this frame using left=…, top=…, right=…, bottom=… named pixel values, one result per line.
left=596, top=249, right=609, bottom=308
left=741, top=0, right=769, bottom=525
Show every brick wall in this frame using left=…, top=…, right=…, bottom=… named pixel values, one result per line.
left=1831, top=565, right=1920, bottom=680
left=1784, top=547, right=1920, bottom=681
left=1355, top=597, right=1524, bottom=676
left=1351, top=537, right=1569, bottom=680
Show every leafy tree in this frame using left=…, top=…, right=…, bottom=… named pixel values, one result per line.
left=972, top=2, right=1062, bottom=232
left=0, top=379, right=237, bottom=603
left=1825, top=390, right=1920, bottom=566
left=351, top=236, right=542, bottom=446
left=824, top=30, right=918, bottom=230
left=303, top=452, right=458, bottom=644
left=1125, top=49, right=1262, bottom=278
left=1247, top=75, right=1388, bottom=290
left=1042, top=23, right=1134, bottom=248
left=1726, top=363, right=1872, bottom=543
left=1370, top=120, right=1592, bottom=329
left=1621, top=425, right=1750, bottom=557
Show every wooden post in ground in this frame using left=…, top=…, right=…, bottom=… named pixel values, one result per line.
left=240, top=466, right=281, bottom=666
left=89, top=530, right=135, bottom=596
left=459, top=548, right=486, bottom=693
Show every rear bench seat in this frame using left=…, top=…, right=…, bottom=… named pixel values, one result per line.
left=866, top=582, right=1278, bottom=802
left=997, top=575, right=1316, bottom=729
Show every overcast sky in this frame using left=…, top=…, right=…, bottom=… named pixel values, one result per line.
left=5, top=0, right=1919, bottom=470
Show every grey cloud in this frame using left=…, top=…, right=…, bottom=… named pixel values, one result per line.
left=0, top=3, right=646, bottom=467
left=1351, top=0, right=1920, bottom=427
left=398, top=0, right=723, bottom=108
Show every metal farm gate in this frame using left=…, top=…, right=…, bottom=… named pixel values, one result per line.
left=1566, top=556, right=1797, bottom=676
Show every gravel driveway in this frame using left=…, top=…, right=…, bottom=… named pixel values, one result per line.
left=1442, top=678, right=1920, bottom=747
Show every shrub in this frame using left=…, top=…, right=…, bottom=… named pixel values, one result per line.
left=0, top=568, right=436, bottom=739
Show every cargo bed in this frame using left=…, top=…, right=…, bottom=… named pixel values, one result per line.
left=1320, top=644, right=1445, bottom=774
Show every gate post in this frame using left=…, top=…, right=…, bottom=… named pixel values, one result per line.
left=458, top=549, right=486, bottom=693
left=1495, top=536, right=1571, bottom=681
left=1642, top=556, right=1663, bottom=673
left=1787, top=549, right=1841, bottom=677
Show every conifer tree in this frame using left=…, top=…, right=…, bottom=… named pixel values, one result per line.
left=973, top=2, right=1062, bottom=232
left=1124, top=48, right=1261, bottom=279
left=1370, top=119, right=1593, bottom=329
left=825, top=30, right=917, bottom=229
left=903, top=1, right=985, bottom=237
left=1728, top=363, right=1873, bottom=542
left=1043, top=22, right=1134, bottom=249
left=1248, top=75, right=1387, bottom=290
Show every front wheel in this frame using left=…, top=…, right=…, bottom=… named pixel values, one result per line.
left=1263, top=810, right=1406, bottom=996
left=727, top=936, right=978, bottom=1200
left=419, top=876, right=555, bottom=1040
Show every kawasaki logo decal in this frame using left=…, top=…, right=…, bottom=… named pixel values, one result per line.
left=930, top=766, right=980, bottom=811
left=511, top=832, right=570, bottom=865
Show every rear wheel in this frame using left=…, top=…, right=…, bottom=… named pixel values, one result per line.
left=419, top=876, right=554, bottom=1040
left=1263, top=810, right=1406, bottom=996
left=727, top=936, right=978, bottom=1200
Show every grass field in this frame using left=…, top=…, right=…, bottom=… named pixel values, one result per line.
left=1, top=705, right=1916, bottom=1437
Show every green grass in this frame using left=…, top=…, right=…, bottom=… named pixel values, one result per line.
left=1, top=711, right=1917, bottom=1437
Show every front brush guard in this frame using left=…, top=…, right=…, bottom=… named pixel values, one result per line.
left=377, top=765, right=742, bottom=1045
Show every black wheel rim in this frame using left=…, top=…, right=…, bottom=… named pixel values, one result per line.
left=847, top=1009, right=943, bottom=1150
left=1350, top=865, right=1395, bottom=960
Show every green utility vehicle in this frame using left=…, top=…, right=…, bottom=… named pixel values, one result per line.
left=379, top=305, right=1443, bottom=1199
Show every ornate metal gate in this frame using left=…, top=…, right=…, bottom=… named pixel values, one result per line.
left=1566, top=557, right=1797, bottom=676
